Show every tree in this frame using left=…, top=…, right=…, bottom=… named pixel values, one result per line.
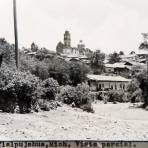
left=46, top=57, right=71, bottom=85
left=36, top=48, right=53, bottom=61
left=130, top=51, right=135, bottom=55
left=31, top=42, right=39, bottom=52
left=69, top=61, right=90, bottom=86
left=127, top=79, right=142, bottom=103
left=119, top=51, right=124, bottom=55
left=90, top=50, right=105, bottom=74
left=56, top=42, right=64, bottom=54
left=20, top=54, right=49, bottom=80
left=108, top=52, right=121, bottom=64
left=139, top=41, right=148, bottom=49
left=0, top=39, right=15, bottom=66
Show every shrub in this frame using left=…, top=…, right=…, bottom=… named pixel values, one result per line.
left=80, top=102, right=94, bottom=113
left=13, top=72, right=39, bottom=113
left=38, top=78, right=59, bottom=101
left=69, top=62, right=90, bottom=86
left=75, top=83, right=90, bottom=107
left=127, top=79, right=143, bottom=103
left=0, top=66, right=39, bottom=113
left=88, top=92, right=98, bottom=101
left=58, top=85, right=78, bottom=104
left=108, top=90, right=125, bottom=103
left=0, top=64, right=15, bottom=88
left=20, top=55, right=49, bottom=80
left=38, top=99, right=61, bottom=111
left=58, top=83, right=94, bottom=113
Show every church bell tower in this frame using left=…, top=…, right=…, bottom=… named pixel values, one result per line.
left=64, top=30, right=71, bottom=48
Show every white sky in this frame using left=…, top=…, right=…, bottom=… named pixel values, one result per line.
left=0, top=0, right=148, bottom=54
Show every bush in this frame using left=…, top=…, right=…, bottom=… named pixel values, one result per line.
left=20, top=55, right=49, bottom=80
left=0, top=64, right=15, bottom=88
left=80, top=102, right=94, bottom=113
left=38, top=78, right=59, bottom=101
left=127, top=79, right=143, bottom=103
left=58, top=85, right=77, bottom=104
left=38, top=99, right=61, bottom=111
left=69, top=62, right=90, bottom=86
left=58, top=83, right=94, bottom=113
left=0, top=66, right=39, bottom=113
left=108, top=90, right=125, bottom=103
left=13, top=72, right=39, bottom=113
left=88, top=92, right=98, bottom=101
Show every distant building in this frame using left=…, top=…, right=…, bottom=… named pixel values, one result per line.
left=77, top=40, right=85, bottom=50
left=64, top=30, right=71, bottom=48
left=105, top=62, right=131, bottom=78
left=56, top=30, right=92, bottom=62
left=87, top=74, right=131, bottom=91
left=120, top=54, right=137, bottom=62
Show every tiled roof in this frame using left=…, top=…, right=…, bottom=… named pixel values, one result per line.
left=87, top=74, right=131, bottom=82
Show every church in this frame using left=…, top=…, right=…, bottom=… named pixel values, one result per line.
left=56, top=30, right=92, bottom=61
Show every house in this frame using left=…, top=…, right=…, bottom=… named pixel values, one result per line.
left=136, top=49, right=148, bottom=60
left=105, top=62, right=131, bottom=77
left=120, top=54, right=136, bottom=62
left=87, top=74, right=131, bottom=91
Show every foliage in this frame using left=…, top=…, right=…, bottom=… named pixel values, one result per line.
left=130, top=51, right=135, bottom=55
left=0, top=66, right=39, bottom=113
left=90, top=50, right=105, bottom=74
left=38, top=78, right=59, bottom=101
left=0, top=38, right=15, bottom=67
left=36, top=48, right=51, bottom=61
left=69, top=61, right=90, bottom=86
left=38, top=99, right=61, bottom=111
left=0, top=64, right=15, bottom=88
left=119, top=51, right=124, bottom=55
left=108, top=52, right=121, bottom=64
left=139, top=41, right=148, bottom=49
left=108, top=90, right=125, bottom=103
left=31, top=42, right=39, bottom=52
left=58, top=85, right=77, bottom=104
left=21, top=48, right=90, bottom=86
left=33, top=61, right=49, bottom=80
left=56, top=42, right=64, bottom=53
left=58, top=83, right=94, bottom=113
left=46, top=57, right=71, bottom=85
left=127, top=79, right=143, bottom=103
left=135, top=70, right=148, bottom=107
left=20, top=54, right=49, bottom=80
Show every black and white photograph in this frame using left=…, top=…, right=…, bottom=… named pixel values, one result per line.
left=0, top=0, right=148, bottom=142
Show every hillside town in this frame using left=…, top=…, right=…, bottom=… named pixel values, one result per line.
left=0, top=30, right=148, bottom=140
left=23, top=30, right=147, bottom=94
left=1, top=0, right=148, bottom=141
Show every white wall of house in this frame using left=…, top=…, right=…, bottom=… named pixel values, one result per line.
left=89, top=81, right=129, bottom=91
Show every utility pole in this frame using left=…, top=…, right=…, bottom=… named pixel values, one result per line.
left=13, top=0, right=19, bottom=69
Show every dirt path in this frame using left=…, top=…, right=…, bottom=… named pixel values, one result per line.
left=0, top=102, right=148, bottom=140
